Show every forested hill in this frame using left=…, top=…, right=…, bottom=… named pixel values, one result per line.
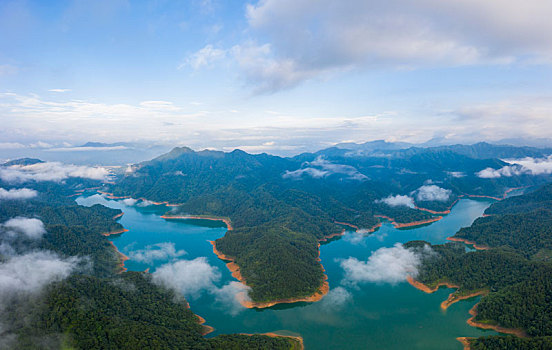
left=411, top=182, right=552, bottom=349
left=108, top=143, right=552, bottom=304
left=0, top=179, right=301, bottom=349
left=452, top=183, right=552, bottom=258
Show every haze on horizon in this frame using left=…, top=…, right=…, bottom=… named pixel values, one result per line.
left=1, top=0, right=552, bottom=156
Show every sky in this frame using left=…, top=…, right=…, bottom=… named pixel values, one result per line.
left=1, top=0, right=552, bottom=155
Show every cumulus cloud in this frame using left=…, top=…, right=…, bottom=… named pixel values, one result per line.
left=0, top=162, right=110, bottom=183
left=283, top=156, right=367, bottom=180
left=127, top=243, right=187, bottom=264
left=477, top=156, right=552, bottom=178
left=340, top=243, right=432, bottom=285
left=343, top=229, right=387, bottom=245
left=152, top=257, right=221, bottom=299
left=2, top=217, right=46, bottom=239
left=477, top=165, right=521, bottom=178
left=505, top=156, right=552, bottom=175
left=137, top=199, right=155, bottom=207
left=0, top=251, right=79, bottom=348
left=376, top=194, right=415, bottom=208
left=0, top=188, right=37, bottom=200
left=212, top=281, right=252, bottom=316
left=121, top=198, right=138, bottom=206
left=415, top=185, right=452, bottom=202
left=321, top=286, right=352, bottom=310
left=0, top=251, right=78, bottom=295
left=152, top=257, right=250, bottom=314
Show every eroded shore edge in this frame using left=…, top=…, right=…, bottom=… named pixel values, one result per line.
left=406, top=276, right=527, bottom=349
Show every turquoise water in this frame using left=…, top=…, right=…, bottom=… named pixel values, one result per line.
left=77, top=194, right=497, bottom=349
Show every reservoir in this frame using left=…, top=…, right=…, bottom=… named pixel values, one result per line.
left=77, top=194, right=496, bottom=349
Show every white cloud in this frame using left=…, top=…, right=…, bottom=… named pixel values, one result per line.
left=121, top=198, right=138, bottom=206
left=48, top=89, right=71, bottom=93
left=283, top=156, right=367, bottom=180
left=447, top=171, right=466, bottom=178
left=2, top=217, right=45, bottom=239
left=0, top=162, right=110, bottom=183
left=477, top=166, right=521, bottom=178
left=476, top=156, right=552, bottom=178
left=212, top=281, right=251, bottom=316
left=151, top=257, right=250, bottom=314
left=137, top=199, right=155, bottom=207
left=376, top=194, right=415, bottom=208
left=0, top=251, right=78, bottom=295
left=340, top=243, right=431, bottom=285
left=127, top=242, right=186, bottom=264
left=152, top=257, right=221, bottom=299
left=415, top=185, right=452, bottom=202
left=321, top=286, right=351, bottom=310
left=506, top=156, right=552, bottom=175
left=182, top=44, right=227, bottom=70
left=238, top=0, right=552, bottom=91
left=0, top=188, right=37, bottom=200
left=283, top=167, right=328, bottom=179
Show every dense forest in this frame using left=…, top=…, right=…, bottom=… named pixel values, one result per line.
left=0, top=177, right=300, bottom=349
left=409, top=183, right=552, bottom=348
left=108, top=145, right=551, bottom=303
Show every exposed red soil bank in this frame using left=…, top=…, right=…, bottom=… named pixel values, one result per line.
left=108, top=241, right=129, bottom=273
left=101, top=228, right=129, bottom=237
left=466, top=304, right=527, bottom=338
left=375, top=215, right=443, bottom=228
left=196, top=315, right=214, bottom=336
left=416, top=186, right=528, bottom=215
left=407, top=276, right=527, bottom=341
left=161, top=215, right=233, bottom=231
left=446, top=237, right=489, bottom=250
left=456, top=337, right=471, bottom=350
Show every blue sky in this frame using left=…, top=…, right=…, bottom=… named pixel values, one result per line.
left=1, top=0, right=552, bottom=155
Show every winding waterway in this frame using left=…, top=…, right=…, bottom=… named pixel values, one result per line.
left=77, top=194, right=497, bottom=349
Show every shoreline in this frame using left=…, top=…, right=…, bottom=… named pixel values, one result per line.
left=407, top=276, right=527, bottom=340
left=101, top=228, right=129, bottom=237
left=446, top=237, right=489, bottom=250
left=406, top=276, right=487, bottom=310
left=415, top=186, right=528, bottom=216
left=210, top=240, right=330, bottom=309
left=98, top=190, right=182, bottom=207
left=108, top=240, right=129, bottom=273
left=456, top=337, right=472, bottom=350
left=466, top=304, right=527, bottom=338
left=112, top=212, right=124, bottom=220
left=375, top=215, right=443, bottom=228
left=320, top=221, right=382, bottom=243
left=239, top=333, right=304, bottom=350
left=196, top=315, right=215, bottom=336
left=416, top=198, right=460, bottom=215
left=161, top=215, right=233, bottom=231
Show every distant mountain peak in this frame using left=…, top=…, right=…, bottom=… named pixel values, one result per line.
left=3, top=158, right=44, bottom=166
